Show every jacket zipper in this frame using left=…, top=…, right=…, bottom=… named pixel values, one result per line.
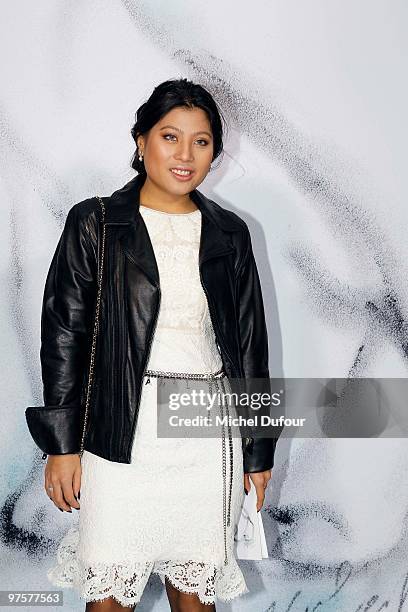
left=126, top=283, right=161, bottom=461
left=113, top=250, right=126, bottom=450
left=198, top=263, right=236, bottom=373
left=101, top=222, right=129, bottom=453
left=199, top=261, right=253, bottom=453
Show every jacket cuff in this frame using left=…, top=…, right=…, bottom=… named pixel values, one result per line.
left=25, top=405, right=81, bottom=456
left=243, top=437, right=277, bottom=473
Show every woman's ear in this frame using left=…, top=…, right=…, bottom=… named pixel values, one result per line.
left=137, top=135, right=144, bottom=150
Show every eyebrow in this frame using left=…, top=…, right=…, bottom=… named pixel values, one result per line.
left=159, top=125, right=213, bottom=138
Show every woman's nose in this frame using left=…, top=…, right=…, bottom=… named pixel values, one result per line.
left=174, top=145, right=194, bottom=161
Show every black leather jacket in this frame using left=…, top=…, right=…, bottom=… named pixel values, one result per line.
left=26, top=173, right=281, bottom=472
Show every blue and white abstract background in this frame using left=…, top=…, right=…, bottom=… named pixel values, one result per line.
left=1, top=1, right=407, bottom=610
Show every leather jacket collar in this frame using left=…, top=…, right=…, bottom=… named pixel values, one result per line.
left=106, top=173, right=244, bottom=287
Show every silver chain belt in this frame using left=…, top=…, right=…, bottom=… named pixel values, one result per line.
left=145, top=367, right=233, bottom=566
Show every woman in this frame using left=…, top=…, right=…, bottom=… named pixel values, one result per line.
left=26, top=78, right=279, bottom=610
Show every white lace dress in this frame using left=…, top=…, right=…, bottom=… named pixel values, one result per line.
left=46, top=204, right=248, bottom=607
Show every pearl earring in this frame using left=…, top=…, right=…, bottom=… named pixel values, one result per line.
left=138, top=150, right=143, bottom=162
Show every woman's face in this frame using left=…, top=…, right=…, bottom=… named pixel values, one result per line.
left=137, top=105, right=215, bottom=195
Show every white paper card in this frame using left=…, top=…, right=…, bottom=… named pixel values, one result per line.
left=234, top=481, right=269, bottom=560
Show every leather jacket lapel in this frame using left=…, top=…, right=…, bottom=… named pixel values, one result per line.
left=107, top=174, right=241, bottom=283
left=120, top=219, right=160, bottom=287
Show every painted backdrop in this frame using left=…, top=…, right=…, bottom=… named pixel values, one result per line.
left=1, top=1, right=407, bottom=610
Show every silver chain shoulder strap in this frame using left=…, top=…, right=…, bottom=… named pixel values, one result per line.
left=79, top=195, right=106, bottom=458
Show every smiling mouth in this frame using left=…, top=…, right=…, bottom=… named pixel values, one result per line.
left=170, top=168, right=194, bottom=177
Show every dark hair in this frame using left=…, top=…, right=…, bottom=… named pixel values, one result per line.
left=130, top=78, right=227, bottom=175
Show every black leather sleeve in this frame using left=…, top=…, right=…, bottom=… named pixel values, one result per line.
left=237, top=227, right=282, bottom=473
left=25, top=203, right=97, bottom=456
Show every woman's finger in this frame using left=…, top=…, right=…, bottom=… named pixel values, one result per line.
left=253, top=480, right=266, bottom=511
left=52, top=481, right=72, bottom=512
left=256, top=489, right=265, bottom=511
left=72, top=464, right=81, bottom=506
left=44, top=479, right=53, bottom=499
left=61, top=478, right=80, bottom=510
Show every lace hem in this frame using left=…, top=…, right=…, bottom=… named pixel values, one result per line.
left=46, top=526, right=249, bottom=606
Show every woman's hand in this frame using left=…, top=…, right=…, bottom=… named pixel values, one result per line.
left=244, top=469, right=272, bottom=512
left=44, top=454, right=82, bottom=512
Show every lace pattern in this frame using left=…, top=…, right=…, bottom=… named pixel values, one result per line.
left=139, top=206, right=223, bottom=374
left=47, top=526, right=249, bottom=606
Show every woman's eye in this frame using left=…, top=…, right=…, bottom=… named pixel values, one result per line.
left=163, top=134, right=208, bottom=146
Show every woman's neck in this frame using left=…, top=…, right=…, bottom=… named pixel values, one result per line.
left=139, top=176, right=198, bottom=214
